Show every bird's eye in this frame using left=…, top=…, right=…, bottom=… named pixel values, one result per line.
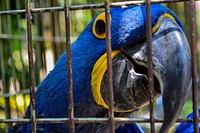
left=95, top=20, right=105, bottom=35
left=92, top=12, right=111, bottom=39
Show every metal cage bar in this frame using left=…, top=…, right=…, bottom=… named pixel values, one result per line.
left=189, top=0, right=199, bottom=133
left=64, top=0, right=75, bottom=132
left=0, top=34, right=66, bottom=43
left=0, top=0, right=199, bottom=133
left=25, top=0, right=37, bottom=132
left=145, top=0, right=155, bottom=132
left=105, top=0, right=115, bottom=132
left=1, top=117, right=200, bottom=124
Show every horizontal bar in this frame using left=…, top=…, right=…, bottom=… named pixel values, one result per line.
left=0, top=34, right=66, bottom=43
left=0, top=89, right=30, bottom=98
left=0, top=0, right=199, bottom=16
left=1, top=118, right=200, bottom=124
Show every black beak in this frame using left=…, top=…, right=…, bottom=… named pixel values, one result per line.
left=100, top=17, right=191, bottom=132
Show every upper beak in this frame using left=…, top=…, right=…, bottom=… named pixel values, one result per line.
left=100, top=17, right=191, bottom=132
left=153, top=18, right=192, bottom=133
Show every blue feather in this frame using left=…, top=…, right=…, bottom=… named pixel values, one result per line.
left=115, top=116, right=144, bottom=133
left=115, top=123, right=144, bottom=133
left=175, top=108, right=200, bottom=133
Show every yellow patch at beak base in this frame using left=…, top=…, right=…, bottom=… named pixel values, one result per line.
left=91, top=50, right=121, bottom=109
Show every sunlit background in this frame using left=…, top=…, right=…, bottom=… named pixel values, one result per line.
left=0, top=0, right=200, bottom=132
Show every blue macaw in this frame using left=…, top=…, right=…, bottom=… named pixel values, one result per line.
left=9, top=4, right=191, bottom=133
left=175, top=108, right=200, bottom=133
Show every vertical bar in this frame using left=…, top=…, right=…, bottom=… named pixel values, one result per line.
left=25, top=0, right=37, bottom=132
left=105, top=0, right=115, bottom=133
left=64, top=0, right=75, bottom=133
left=189, top=0, right=198, bottom=133
left=145, top=0, right=155, bottom=133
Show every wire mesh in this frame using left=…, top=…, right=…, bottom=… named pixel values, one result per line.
left=0, top=0, right=199, bottom=133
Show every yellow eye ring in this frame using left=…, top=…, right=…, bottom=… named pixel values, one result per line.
left=92, top=12, right=111, bottom=39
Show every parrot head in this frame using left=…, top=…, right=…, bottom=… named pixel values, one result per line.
left=71, top=4, right=191, bottom=132
left=11, top=4, right=191, bottom=133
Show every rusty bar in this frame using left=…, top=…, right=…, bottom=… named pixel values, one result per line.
left=25, top=0, right=36, bottom=132
left=1, top=117, right=200, bottom=124
left=105, top=0, right=115, bottom=132
left=0, top=89, right=30, bottom=98
left=1, top=0, right=200, bottom=16
left=189, top=0, right=198, bottom=133
left=145, top=0, right=155, bottom=133
left=64, top=0, right=75, bottom=132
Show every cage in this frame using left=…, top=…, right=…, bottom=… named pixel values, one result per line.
left=0, top=0, right=199, bottom=133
